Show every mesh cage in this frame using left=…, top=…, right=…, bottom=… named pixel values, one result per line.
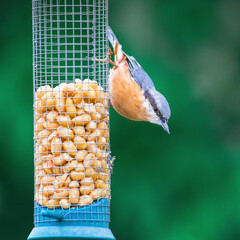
left=32, top=0, right=111, bottom=226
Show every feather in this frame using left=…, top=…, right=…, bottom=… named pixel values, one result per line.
left=127, top=63, right=155, bottom=91
left=107, top=26, right=119, bottom=47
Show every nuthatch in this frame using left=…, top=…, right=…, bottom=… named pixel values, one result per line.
left=106, top=26, right=171, bottom=133
left=94, top=26, right=171, bottom=133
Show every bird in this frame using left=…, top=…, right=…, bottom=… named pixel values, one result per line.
left=106, top=26, right=171, bottom=133
left=92, top=26, right=171, bottom=133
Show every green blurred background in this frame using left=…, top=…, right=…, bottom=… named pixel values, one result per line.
left=0, top=0, right=240, bottom=239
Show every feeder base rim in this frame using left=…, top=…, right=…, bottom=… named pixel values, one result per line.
left=28, top=226, right=115, bottom=240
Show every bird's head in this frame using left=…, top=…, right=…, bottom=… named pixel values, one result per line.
left=146, top=89, right=171, bottom=134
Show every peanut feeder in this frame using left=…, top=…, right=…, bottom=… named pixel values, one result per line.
left=28, top=1, right=115, bottom=239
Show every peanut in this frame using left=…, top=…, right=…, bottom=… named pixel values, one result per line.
left=57, top=127, right=74, bottom=140
left=57, top=115, right=73, bottom=127
left=46, top=111, right=59, bottom=122
left=71, top=114, right=91, bottom=126
left=92, top=159, right=102, bottom=169
left=74, top=136, right=87, bottom=150
left=70, top=170, right=84, bottom=181
left=76, top=107, right=85, bottom=115
left=95, top=103, right=108, bottom=116
left=69, top=181, right=80, bottom=188
left=66, top=98, right=77, bottom=118
left=60, top=198, right=70, bottom=209
left=36, top=144, right=47, bottom=156
left=41, top=175, right=55, bottom=185
left=43, top=121, right=59, bottom=130
left=75, top=150, right=88, bottom=162
left=91, top=189, right=103, bottom=200
left=83, top=79, right=98, bottom=89
left=96, top=150, right=109, bottom=159
left=42, top=185, right=54, bottom=197
left=90, top=112, right=102, bottom=121
left=76, top=163, right=84, bottom=172
left=51, top=137, right=62, bottom=156
left=35, top=117, right=46, bottom=133
left=62, top=83, right=76, bottom=98
left=83, top=103, right=96, bottom=113
left=95, top=180, right=104, bottom=189
left=82, top=85, right=96, bottom=99
left=86, top=141, right=98, bottom=153
left=41, top=138, right=51, bottom=151
left=53, top=155, right=68, bottom=166
left=81, top=177, right=94, bottom=187
left=47, top=131, right=57, bottom=143
left=69, top=188, right=80, bottom=204
left=96, top=136, right=107, bottom=150
left=87, top=129, right=101, bottom=142
left=35, top=192, right=48, bottom=206
left=35, top=99, right=47, bottom=113
left=98, top=173, right=109, bottom=182
left=47, top=199, right=60, bottom=209
left=55, top=92, right=66, bottom=113
left=85, top=121, right=97, bottom=132
left=63, top=140, right=77, bottom=157
left=97, top=122, right=108, bottom=135
left=79, top=195, right=93, bottom=206
left=79, top=182, right=94, bottom=196
left=36, top=85, right=52, bottom=98
left=42, top=91, right=55, bottom=110
left=72, top=126, right=85, bottom=136
left=54, top=188, right=69, bottom=199
left=38, top=130, right=51, bottom=139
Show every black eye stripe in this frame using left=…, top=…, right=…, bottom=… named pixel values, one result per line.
left=161, top=117, right=165, bottom=123
left=154, top=108, right=162, bottom=117
left=144, top=91, right=163, bottom=118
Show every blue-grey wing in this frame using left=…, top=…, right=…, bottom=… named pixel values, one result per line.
left=126, top=55, right=155, bottom=91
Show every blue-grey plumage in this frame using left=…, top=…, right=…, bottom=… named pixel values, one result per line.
left=107, top=26, right=171, bottom=133
left=126, top=58, right=155, bottom=90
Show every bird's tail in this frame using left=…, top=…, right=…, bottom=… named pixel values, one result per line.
left=107, top=26, right=125, bottom=62
left=107, top=26, right=119, bottom=47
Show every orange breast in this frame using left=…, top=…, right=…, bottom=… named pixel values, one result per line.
left=109, top=62, right=150, bottom=121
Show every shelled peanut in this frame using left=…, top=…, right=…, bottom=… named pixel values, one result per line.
left=34, top=79, right=111, bottom=209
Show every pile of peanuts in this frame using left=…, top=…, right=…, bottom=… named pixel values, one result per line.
left=34, top=79, right=111, bottom=209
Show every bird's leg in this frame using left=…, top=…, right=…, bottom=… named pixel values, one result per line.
left=88, top=47, right=116, bottom=67
left=114, top=41, right=118, bottom=63
left=107, top=47, right=116, bottom=66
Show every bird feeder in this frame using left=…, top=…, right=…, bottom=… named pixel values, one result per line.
left=28, top=0, right=115, bottom=239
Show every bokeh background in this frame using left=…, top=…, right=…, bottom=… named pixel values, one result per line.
left=0, top=0, right=240, bottom=239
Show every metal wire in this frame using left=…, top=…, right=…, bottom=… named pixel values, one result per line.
left=33, top=0, right=110, bottom=224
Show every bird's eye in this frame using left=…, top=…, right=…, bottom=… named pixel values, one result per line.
left=153, top=106, right=160, bottom=113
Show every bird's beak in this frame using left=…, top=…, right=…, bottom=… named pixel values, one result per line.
left=162, top=121, right=170, bottom=134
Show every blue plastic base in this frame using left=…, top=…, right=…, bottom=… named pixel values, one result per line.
left=34, top=198, right=110, bottom=227
left=28, top=199, right=115, bottom=240
left=28, top=226, right=115, bottom=240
